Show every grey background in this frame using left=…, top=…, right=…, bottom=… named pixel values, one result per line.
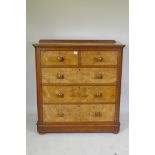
left=27, top=0, right=129, bottom=155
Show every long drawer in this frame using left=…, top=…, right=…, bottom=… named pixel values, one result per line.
left=42, top=68, right=117, bottom=84
left=43, top=104, right=115, bottom=122
left=42, top=86, right=116, bottom=103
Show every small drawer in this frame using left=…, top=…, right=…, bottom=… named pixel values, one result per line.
left=42, top=68, right=117, bottom=84
left=81, top=51, right=118, bottom=65
left=42, top=86, right=116, bottom=103
left=43, top=104, right=115, bottom=122
left=41, top=51, right=78, bottom=65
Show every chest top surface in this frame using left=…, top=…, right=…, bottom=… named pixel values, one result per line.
left=33, top=40, right=125, bottom=48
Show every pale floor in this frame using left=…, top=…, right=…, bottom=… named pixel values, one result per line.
left=26, top=110, right=128, bottom=155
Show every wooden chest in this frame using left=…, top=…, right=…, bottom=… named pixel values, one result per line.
left=33, top=40, right=125, bottom=133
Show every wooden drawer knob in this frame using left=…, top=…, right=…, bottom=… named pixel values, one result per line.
left=56, top=73, right=64, bottom=79
left=94, top=111, right=102, bottom=117
left=57, top=112, right=64, bottom=117
left=95, top=92, right=102, bottom=97
left=94, top=73, right=103, bottom=79
left=56, top=92, right=64, bottom=98
left=57, top=56, right=64, bottom=62
left=81, top=93, right=88, bottom=97
left=96, top=56, right=104, bottom=62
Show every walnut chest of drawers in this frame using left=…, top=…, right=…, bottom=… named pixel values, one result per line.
left=33, top=40, right=125, bottom=133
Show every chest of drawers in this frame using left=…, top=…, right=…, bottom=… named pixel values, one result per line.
left=33, top=40, right=125, bottom=133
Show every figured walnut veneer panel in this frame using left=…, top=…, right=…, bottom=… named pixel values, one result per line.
left=43, top=86, right=116, bottom=103
left=43, top=104, right=115, bottom=122
left=41, top=51, right=78, bottom=65
left=81, top=51, right=118, bottom=65
left=42, top=68, right=117, bottom=84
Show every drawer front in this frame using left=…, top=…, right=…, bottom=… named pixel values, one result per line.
left=42, top=68, right=117, bottom=84
left=41, top=51, right=78, bottom=65
left=43, top=86, right=116, bottom=103
left=81, top=51, right=118, bottom=65
left=43, top=104, right=115, bottom=122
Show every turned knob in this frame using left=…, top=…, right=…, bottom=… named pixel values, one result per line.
left=81, top=93, right=88, bottom=97
left=57, top=112, right=64, bottom=117
left=56, top=92, right=64, bottom=98
left=57, top=56, right=64, bottom=62
left=94, top=111, right=102, bottom=117
left=96, top=56, right=103, bottom=62
left=95, top=73, right=103, bottom=79
left=56, top=73, right=64, bottom=79
left=95, top=92, right=102, bottom=97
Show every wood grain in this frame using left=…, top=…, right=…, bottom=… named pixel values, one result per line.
left=33, top=40, right=125, bottom=48
left=42, top=68, right=117, bottom=84
left=43, top=104, right=115, bottom=122
left=41, top=51, right=78, bottom=65
left=115, top=49, right=123, bottom=124
left=35, top=47, right=43, bottom=123
left=81, top=51, right=118, bottom=65
left=37, top=123, right=120, bottom=133
left=39, top=40, right=116, bottom=43
left=42, top=86, right=116, bottom=103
